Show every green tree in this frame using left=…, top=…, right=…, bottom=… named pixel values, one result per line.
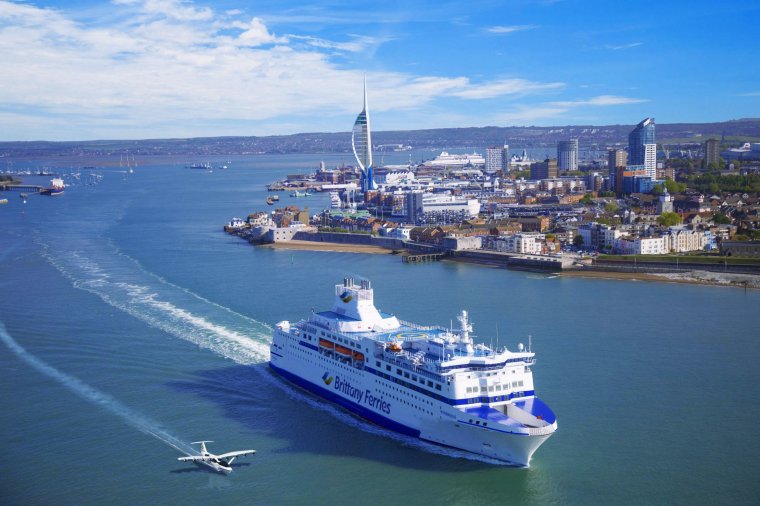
left=657, top=212, right=683, bottom=227
left=664, top=179, right=686, bottom=194
left=573, top=235, right=584, bottom=247
left=651, top=183, right=663, bottom=196
left=605, top=202, right=619, bottom=214
left=712, top=213, right=731, bottom=224
left=580, top=193, right=594, bottom=205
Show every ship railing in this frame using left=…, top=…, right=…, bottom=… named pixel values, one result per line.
left=527, top=422, right=556, bottom=436
left=396, top=319, right=448, bottom=333
left=382, top=354, right=445, bottom=382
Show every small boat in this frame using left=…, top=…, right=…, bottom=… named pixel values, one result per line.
left=20, top=193, right=27, bottom=204
left=0, top=198, right=8, bottom=205
left=271, top=195, right=280, bottom=201
left=266, top=197, right=274, bottom=205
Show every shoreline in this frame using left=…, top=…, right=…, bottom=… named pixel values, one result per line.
left=259, top=239, right=760, bottom=289
left=262, top=240, right=394, bottom=254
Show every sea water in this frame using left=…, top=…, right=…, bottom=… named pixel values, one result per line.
left=1, top=154, right=758, bottom=504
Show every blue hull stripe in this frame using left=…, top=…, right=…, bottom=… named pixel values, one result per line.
left=269, top=362, right=421, bottom=438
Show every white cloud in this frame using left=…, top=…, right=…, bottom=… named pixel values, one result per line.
left=485, top=25, right=539, bottom=34
left=492, top=95, right=647, bottom=126
left=0, top=0, right=566, bottom=140
left=605, top=42, right=643, bottom=50
left=550, top=95, right=648, bottom=107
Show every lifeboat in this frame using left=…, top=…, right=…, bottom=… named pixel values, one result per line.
left=388, top=342, right=402, bottom=353
left=319, top=339, right=334, bottom=349
left=353, top=351, right=365, bottom=361
left=335, top=345, right=352, bottom=356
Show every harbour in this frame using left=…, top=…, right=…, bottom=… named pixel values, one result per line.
left=1, top=156, right=759, bottom=504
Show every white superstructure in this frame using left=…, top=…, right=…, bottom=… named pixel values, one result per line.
left=270, top=278, right=557, bottom=466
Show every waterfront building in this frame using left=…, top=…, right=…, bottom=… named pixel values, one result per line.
left=557, top=139, right=579, bottom=171
left=616, top=235, right=667, bottom=255
left=628, top=117, right=655, bottom=168
left=704, top=138, right=721, bottom=166
left=485, top=145, right=510, bottom=173
left=405, top=191, right=424, bottom=224
left=530, top=159, right=558, bottom=180
left=495, top=233, right=545, bottom=255
left=352, top=77, right=376, bottom=192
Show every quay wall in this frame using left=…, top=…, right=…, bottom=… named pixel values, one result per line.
left=292, top=231, right=405, bottom=250
left=588, top=261, right=760, bottom=275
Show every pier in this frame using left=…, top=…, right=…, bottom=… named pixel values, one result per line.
left=1, top=184, right=44, bottom=192
left=402, top=253, right=445, bottom=263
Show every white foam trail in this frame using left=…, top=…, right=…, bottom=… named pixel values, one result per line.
left=35, top=240, right=502, bottom=464
left=38, top=245, right=271, bottom=365
left=0, top=322, right=192, bottom=456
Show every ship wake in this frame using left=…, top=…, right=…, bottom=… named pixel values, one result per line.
left=0, top=322, right=193, bottom=456
left=39, top=238, right=271, bottom=366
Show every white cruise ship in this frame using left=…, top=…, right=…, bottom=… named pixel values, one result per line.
left=270, top=278, right=557, bottom=465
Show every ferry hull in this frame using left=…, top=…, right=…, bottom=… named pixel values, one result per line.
left=270, top=355, right=551, bottom=466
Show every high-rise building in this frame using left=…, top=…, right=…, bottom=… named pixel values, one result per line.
left=557, top=139, right=579, bottom=171
left=643, top=143, right=657, bottom=178
left=352, top=76, right=375, bottom=192
left=485, top=144, right=509, bottom=173
left=628, top=117, right=655, bottom=166
left=704, top=138, right=721, bottom=166
left=608, top=149, right=627, bottom=191
left=530, top=159, right=558, bottom=180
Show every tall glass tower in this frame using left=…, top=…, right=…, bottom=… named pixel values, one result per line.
left=352, top=76, right=375, bottom=192
left=628, top=117, right=655, bottom=165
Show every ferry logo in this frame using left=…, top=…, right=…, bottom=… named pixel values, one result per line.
left=339, top=291, right=353, bottom=303
left=322, top=372, right=334, bottom=385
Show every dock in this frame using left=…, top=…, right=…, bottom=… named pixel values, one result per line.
left=402, top=253, right=445, bottom=263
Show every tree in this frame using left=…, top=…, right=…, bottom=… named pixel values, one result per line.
left=713, top=213, right=731, bottom=224
left=573, top=235, right=584, bottom=247
left=657, top=212, right=682, bottom=227
left=580, top=193, right=594, bottom=205
left=605, top=202, right=619, bottom=214
left=651, top=183, right=663, bottom=196
left=664, top=179, right=686, bottom=194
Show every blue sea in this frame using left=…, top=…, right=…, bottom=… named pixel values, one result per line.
left=1, top=154, right=759, bottom=505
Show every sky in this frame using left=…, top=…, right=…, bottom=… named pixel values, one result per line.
left=0, top=0, right=758, bottom=141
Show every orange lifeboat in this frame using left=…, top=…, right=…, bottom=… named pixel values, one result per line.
left=319, top=339, right=334, bottom=349
left=388, top=342, right=402, bottom=353
left=353, top=351, right=365, bottom=361
left=335, top=345, right=352, bottom=356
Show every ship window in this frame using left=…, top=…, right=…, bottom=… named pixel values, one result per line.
left=435, top=384, right=441, bottom=391
left=480, top=387, right=486, bottom=392
left=386, top=365, right=391, bottom=371
left=489, top=386, right=494, bottom=392
left=412, top=375, right=417, bottom=381
left=519, top=380, right=524, bottom=387
left=427, top=381, right=433, bottom=387
left=376, top=361, right=380, bottom=367
left=404, top=372, right=409, bottom=378
left=396, top=369, right=402, bottom=375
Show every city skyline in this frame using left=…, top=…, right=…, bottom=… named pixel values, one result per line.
left=0, top=0, right=758, bottom=141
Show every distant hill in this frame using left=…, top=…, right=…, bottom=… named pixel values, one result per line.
left=1, top=119, right=759, bottom=159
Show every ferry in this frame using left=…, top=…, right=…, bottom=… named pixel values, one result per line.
left=270, top=278, right=557, bottom=466
left=40, top=178, right=65, bottom=196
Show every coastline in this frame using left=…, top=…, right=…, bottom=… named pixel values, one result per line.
left=561, top=268, right=760, bottom=289
left=262, top=240, right=394, bottom=254
left=261, top=238, right=760, bottom=289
